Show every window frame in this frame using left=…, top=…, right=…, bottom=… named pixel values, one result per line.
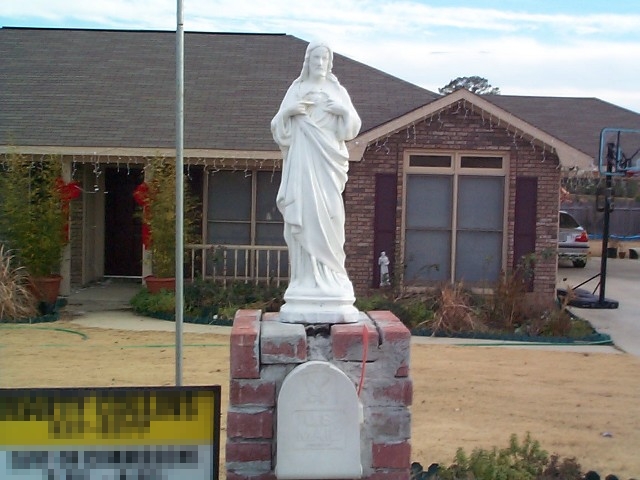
left=402, top=150, right=509, bottom=286
left=204, top=168, right=284, bottom=247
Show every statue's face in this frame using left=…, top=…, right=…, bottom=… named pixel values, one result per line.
left=309, top=46, right=330, bottom=79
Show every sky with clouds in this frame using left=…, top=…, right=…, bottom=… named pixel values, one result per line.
left=2, top=0, right=640, bottom=113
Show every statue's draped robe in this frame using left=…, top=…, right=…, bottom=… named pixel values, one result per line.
left=271, top=80, right=361, bottom=298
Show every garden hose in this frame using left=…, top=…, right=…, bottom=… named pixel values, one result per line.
left=0, top=325, right=226, bottom=348
left=0, top=324, right=89, bottom=340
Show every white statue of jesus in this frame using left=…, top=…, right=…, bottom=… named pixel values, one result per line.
left=271, top=41, right=361, bottom=323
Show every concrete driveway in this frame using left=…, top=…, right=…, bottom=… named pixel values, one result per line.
left=557, top=257, right=640, bottom=356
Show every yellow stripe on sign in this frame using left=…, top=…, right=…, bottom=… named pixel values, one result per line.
left=0, top=392, right=216, bottom=446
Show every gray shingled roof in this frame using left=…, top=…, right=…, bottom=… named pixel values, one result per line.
left=0, top=27, right=438, bottom=151
left=486, top=95, right=640, bottom=160
left=3, top=28, right=639, bottom=158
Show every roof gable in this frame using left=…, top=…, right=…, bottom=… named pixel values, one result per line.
left=350, top=90, right=640, bottom=170
left=349, top=89, right=592, bottom=169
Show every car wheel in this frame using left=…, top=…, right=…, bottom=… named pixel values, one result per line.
left=572, top=259, right=586, bottom=268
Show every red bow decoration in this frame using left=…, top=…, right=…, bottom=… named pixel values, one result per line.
left=55, top=177, right=82, bottom=202
left=134, top=182, right=152, bottom=248
left=55, top=178, right=82, bottom=241
left=133, top=182, right=149, bottom=207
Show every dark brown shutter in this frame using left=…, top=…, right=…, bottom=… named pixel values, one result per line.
left=373, top=174, right=397, bottom=287
left=513, top=177, right=538, bottom=290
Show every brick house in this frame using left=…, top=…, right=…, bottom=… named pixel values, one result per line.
left=2, top=27, right=640, bottom=302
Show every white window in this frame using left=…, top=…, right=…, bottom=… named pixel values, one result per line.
left=403, top=152, right=507, bottom=286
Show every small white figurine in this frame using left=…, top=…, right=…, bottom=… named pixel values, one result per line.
left=378, top=251, right=391, bottom=287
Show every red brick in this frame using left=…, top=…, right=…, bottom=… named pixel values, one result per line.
left=262, top=337, right=306, bottom=362
left=261, top=312, right=279, bottom=322
left=225, top=440, right=272, bottom=462
left=367, top=311, right=410, bottom=344
left=372, top=441, right=411, bottom=469
left=230, top=310, right=261, bottom=379
left=227, top=472, right=277, bottom=480
left=332, top=321, right=379, bottom=360
left=365, top=471, right=410, bottom=480
left=229, top=379, right=276, bottom=407
left=368, top=408, right=411, bottom=439
left=373, top=378, right=413, bottom=406
left=260, top=321, right=307, bottom=364
left=227, top=409, right=273, bottom=439
left=367, top=311, right=410, bottom=374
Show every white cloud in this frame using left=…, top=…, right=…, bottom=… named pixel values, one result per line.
left=2, top=0, right=640, bottom=111
left=8, top=0, right=638, bottom=37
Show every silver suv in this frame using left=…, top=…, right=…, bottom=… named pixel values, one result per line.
left=558, top=210, right=589, bottom=268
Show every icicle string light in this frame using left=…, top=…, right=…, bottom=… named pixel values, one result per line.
left=7, top=100, right=564, bottom=188
left=358, top=101, right=558, bottom=166
left=71, top=155, right=78, bottom=180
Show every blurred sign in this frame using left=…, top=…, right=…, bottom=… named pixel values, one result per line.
left=0, top=386, right=220, bottom=479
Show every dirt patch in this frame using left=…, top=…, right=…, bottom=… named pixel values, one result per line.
left=2, top=321, right=639, bottom=477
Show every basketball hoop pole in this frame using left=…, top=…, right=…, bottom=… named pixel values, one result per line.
left=564, top=127, right=639, bottom=309
left=597, top=139, right=616, bottom=305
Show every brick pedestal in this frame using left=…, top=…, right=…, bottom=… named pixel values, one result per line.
left=226, top=309, right=412, bottom=480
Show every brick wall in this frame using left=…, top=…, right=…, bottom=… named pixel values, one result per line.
left=345, top=104, right=561, bottom=300
left=227, top=309, right=413, bottom=480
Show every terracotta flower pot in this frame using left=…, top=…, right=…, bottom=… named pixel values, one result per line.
left=29, top=275, right=63, bottom=304
left=144, top=276, right=176, bottom=294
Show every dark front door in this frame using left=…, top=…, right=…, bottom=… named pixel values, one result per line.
left=104, top=167, right=143, bottom=276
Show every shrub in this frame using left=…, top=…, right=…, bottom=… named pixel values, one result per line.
left=413, top=433, right=584, bottom=480
left=130, top=288, right=175, bottom=317
left=539, top=454, right=582, bottom=479
left=0, top=153, right=68, bottom=277
left=134, top=276, right=596, bottom=341
left=477, top=271, right=529, bottom=332
left=426, top=283, right=485, bottom=335
left=0, top=245, right=38, bottom=322
left=140, top=157, right=198, bottom=278
left=185, top=280, right=285, bottom=314
left=410, top=434, right=587, bottom=479
left=131, top=280, right=286, bottom=321
left=357, top=291, right=435, bottom=328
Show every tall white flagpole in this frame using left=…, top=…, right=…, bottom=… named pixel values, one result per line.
left=175, top=0, right=185, bottom=386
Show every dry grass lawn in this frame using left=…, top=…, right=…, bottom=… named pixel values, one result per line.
left=2, top=320, right=639, bottom=477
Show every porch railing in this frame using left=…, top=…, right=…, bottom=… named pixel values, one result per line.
left=185, top=244, right=289, bottom=286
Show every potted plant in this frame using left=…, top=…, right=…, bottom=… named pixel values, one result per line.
left=0, top=153, right=78, bottom=304
left=135, top=157, right=196, bottom=293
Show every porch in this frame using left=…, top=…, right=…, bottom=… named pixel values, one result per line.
left=185, top=244, right=289, bottom=286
